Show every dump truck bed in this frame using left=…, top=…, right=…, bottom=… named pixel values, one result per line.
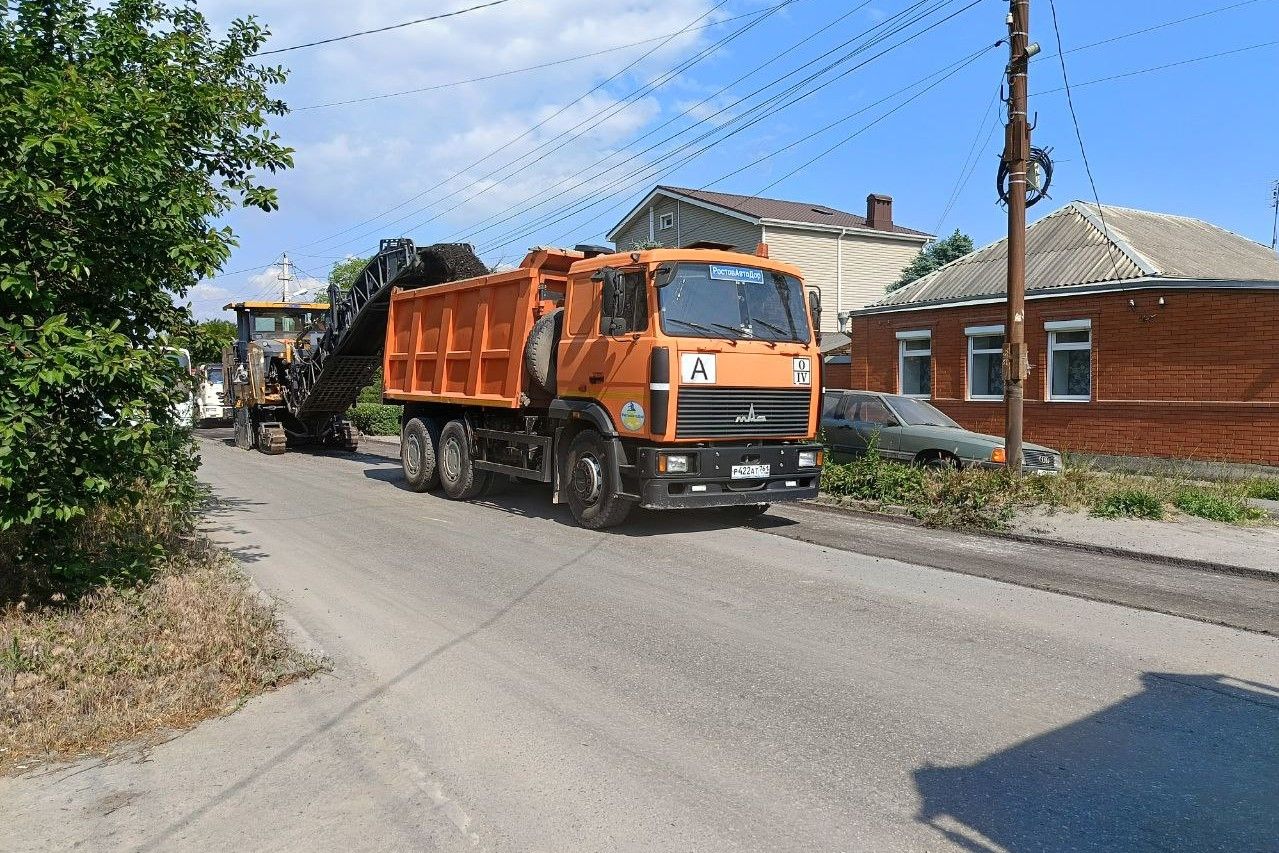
left=383, top=248, right=575, bottom=407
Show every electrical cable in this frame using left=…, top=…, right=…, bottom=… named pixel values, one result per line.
left=291, top=8, right=776, bottom=111
left=477, top=1, right=982, bottom=252
left=321, top=0, right=795, bottom=254
left=934, top=80, right=1002, bottom=234
left=467, top=0, right=975, bottom=251
left=485, top=41, right=994, bottom=253
left=287, top=0, right=739, bottom=255
left=1033, top=39, right=1279, bottom=96
left=441, top=0, right=893, bottom=244
left=253, top=0, right=514, bottom=56
left=1046, top=0, right=1125, bottom=280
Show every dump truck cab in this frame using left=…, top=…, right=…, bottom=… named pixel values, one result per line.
left=552, top=246, right=822, bottom=514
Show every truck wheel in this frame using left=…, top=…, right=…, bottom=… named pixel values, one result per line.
left=438, top=419, right=490, bottom=501
left=565, top=430, right=632, bottom=529
left=401, top=417, right=440, bottom=492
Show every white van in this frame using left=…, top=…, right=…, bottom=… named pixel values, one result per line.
left=196, top=362, right=230, bottom=424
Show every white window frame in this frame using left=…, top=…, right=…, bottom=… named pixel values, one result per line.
left=1045, top=319, right=1092, bottom=402
left=658, top=212, right=674, bottom=230
left=895, top=329, right=932, bottom=399
left=965, top=324, right=1005, bottom=401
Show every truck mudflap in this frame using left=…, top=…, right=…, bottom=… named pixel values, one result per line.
left=634, top=443, right=822, bottom=510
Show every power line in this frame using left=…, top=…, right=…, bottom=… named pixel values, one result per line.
left=1046, top=0, right=1125, bottom=281
left=444, top=0, right=892, bottom=245
left=934, top=81, right=1002, bottom=234
left=1046, top=0, right=1268, bottom=60
left=289, top=0, right=741, bottom=255
left=253, top=0, right=514, bottom=56
left=1033, top=39, right=1279, bottom=96
left=477, top=2, right=975, bottom=252
left=467, top=0, right=975, bottom=251
left=291, top=9, right=774, bottom=111
left=545, top=50, right=989, bottom=251
left=330, top=0, right=791, bottom=254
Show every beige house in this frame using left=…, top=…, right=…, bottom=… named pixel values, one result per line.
left=607, top=185, right=932, bottom=332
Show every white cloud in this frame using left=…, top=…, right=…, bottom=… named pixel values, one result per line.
left=195, top=0, right=728, bottom=263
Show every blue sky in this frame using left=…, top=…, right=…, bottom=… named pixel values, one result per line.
left=190, top=0, right=1279, bottom=317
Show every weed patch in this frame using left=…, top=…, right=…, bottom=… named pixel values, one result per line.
left=1092, top=489, right=1165, bottom=520
left=0, top=543, right=321, bottom=774
left=1246, top=479, right=1279, bottom=501
left=348, top=402, right=401, bottom=436
left=1172, top=490, right=1266, bottom=524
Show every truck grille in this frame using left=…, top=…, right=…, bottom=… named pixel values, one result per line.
left=675, top=388, right=811, bottom=439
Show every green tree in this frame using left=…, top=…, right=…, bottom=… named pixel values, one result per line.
left=888, top=229, right=974, bottom=291
left=183, top=319, right=236, bottom=364
left=329, top=255, right=370, bottom=297
left=0, top=0, right=291, bottom=579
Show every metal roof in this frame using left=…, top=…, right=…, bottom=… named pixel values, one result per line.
left=868, top=201, right=1279, bottom=311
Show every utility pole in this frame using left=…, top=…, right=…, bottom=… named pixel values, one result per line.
left=277, top=253, right=294, bottom=301
left=1002, top=0, right=1034, bottom=473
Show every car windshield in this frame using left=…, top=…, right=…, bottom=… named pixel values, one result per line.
left=658, top=263, right=810, bottom=343
left=884, top=395, right=960, bottom=428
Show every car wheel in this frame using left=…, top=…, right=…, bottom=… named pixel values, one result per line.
left=565, top=430, right=632, bottom=529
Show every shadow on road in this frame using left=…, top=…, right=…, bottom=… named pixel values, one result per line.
left=914, top=672, right=1279, bottom=852
left=359, top=467, right=784, bottom=536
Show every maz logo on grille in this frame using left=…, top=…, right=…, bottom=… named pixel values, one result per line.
left=734, top=403, right=768, bottom=423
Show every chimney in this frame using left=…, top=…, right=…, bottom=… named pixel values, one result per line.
left=865, top=194, right=893, bottom=231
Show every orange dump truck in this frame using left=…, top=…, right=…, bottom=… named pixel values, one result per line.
left=384, top=244, right=824, bottom=528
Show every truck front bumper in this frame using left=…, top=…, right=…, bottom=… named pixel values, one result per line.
left=635, top=443, right=822, bottom=510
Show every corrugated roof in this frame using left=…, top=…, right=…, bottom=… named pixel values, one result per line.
left=658, top=185, right=933, bottom=237
left=869, top=201, right=1279, bottom=310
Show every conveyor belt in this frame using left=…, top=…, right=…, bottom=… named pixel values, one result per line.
left=283, top=240, right=488, bottom=423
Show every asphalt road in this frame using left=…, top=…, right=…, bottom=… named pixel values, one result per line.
left=4, top=432, right=1277, bottom=852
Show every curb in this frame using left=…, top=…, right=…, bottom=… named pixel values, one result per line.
left=360, top=433, right=400, bottom=447
left=801, top=497, right=1279, bottom=584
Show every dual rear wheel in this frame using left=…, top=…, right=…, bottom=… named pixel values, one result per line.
left=399, top=418, right=631, bottom=528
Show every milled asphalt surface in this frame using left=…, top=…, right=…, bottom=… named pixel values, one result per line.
left=3, top=431, right=1277, bottom=852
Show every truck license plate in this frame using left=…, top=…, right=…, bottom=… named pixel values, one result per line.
left=731, top=464, right=770, bottom=479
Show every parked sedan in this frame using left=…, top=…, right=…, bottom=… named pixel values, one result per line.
left=822, top=389, right=1062, bottom=473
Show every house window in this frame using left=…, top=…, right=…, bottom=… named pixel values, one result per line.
left=658, top=212, right=674, bottom=230
left=966, top=324, right=1004, bottom=400
left=1046, top=319, right=1091, bottom=401
left=896, top=330, right=931, bottom=398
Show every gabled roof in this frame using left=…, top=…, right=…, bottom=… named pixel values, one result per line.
left=607, top=185, right=932, bottom=241
left=865, top=201, right=1279, bottom=312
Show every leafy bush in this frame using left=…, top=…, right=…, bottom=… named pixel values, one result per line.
left=1172, top=490, right=1265, bottom=524
left=922, top=468, right=1018, bottom=529
left=349, top=403, right=401, bottom=436
left=0, top=1, right=290, bottom=590
left=821, top=442, right=926, bottom=506
left=1092, top=489, right=1165, bottom=520
left=1246, top=479, right=1279, bottom=501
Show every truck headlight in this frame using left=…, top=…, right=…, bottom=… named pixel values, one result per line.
left=660, top=453, right=689, bottom=473
left=798, top=449, right=822, bottom=468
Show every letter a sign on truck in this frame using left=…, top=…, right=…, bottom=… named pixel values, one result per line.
left=680, top=353, right=716, bottom=384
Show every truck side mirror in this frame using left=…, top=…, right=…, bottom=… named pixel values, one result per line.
left=596, top=267, right=626, bottom=335
left=808, top=289, right=823, bottom=344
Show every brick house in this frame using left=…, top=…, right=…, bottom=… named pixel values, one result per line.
left=608, top=185, right=932, bottom=333
left=842, top=201, right=1279, bottom=466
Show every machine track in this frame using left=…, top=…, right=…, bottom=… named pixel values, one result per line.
left=257, top=422, right=288, bottom=455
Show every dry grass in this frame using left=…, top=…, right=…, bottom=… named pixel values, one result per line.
left=0, top=543, right=322, bottom=774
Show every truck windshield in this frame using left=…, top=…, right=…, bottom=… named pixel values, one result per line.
left=658, top=263, right=810, bottom=343
left=250, top=310, right=314, bottom=339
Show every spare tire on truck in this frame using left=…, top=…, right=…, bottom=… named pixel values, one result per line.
left=524, top=308, right=563, bottom=395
